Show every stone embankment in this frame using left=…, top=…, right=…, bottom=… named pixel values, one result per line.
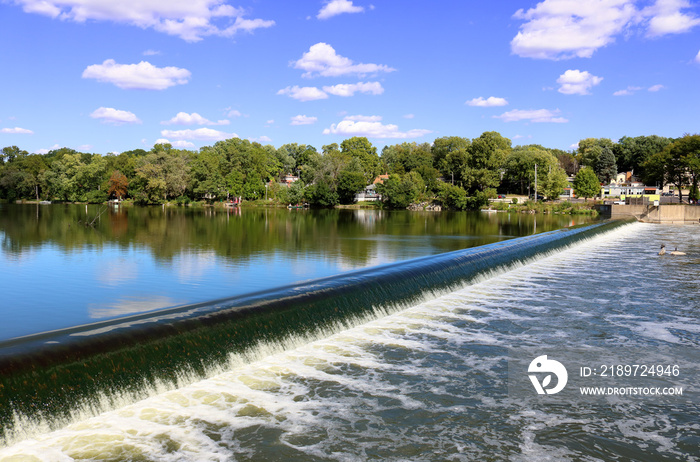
left=598, top=204, right=700, bottom=224
left=407, top=202, right=442, bottom=211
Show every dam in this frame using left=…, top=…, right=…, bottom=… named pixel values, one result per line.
left=0, top=208, right=697, bottom=460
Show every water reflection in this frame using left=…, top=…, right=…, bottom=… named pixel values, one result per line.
left=0, top=204, right=598, bottom=339
left=88, top=295, right=180, bottom=318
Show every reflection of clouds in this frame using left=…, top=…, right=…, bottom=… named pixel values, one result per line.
left=174, top=250, right=217, bottom=284
left=89, top=295, right=178, bottom=318
left=96, top=257, right=138, bottom=286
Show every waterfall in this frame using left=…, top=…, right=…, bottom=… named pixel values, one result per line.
left=0, top=219, right=632, bottom=444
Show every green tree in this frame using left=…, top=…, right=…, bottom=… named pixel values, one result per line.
left=577, top=138, right=615, bottom=183
left=437, top=182, right=468, bottom=210
left=613, top=135, right=673, bottom=184
left=573, top=167, right=600, bottom=200
left=597, top=147, right=617, bottom=184
left=336, top=158, right=367, bottom=204
left=432, top=136, right=470, bottom=185
left=376, top=172, right=425, bottom=209
left=340, top=137, right=379, bottom=183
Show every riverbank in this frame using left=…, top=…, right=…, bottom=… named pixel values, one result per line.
left=6, top=197, right=597, bottom=215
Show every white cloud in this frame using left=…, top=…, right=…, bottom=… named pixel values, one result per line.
left=322, top=81, right=384, bottom=96
left=644, top=0, right=700, bottom=36
left=160, top=128, right=238, bottom=141
left=249, top=135, right=273, bottom=143
left=556, top=70, right=603, bottom=95
left=13, top=0, right=274, bottom=42
left=266, top=119, right=275, bottom=124
left=293, top=42, right=395, bottom=78
left=648, top=84, right=665, bottom=91
left=403, top=114, right=415, bottom=119
left=317, top=0, right=364, bottom=19
left=290, top=115, right=318, bottom=125
left=277, top=85, right=329, bottom=101
left=511, top=0, right=700, bottom=60
left=323, top=115, right=431, bottom=139
left=161, top=112, right=229, bottom=125
left=77, top=144, right=93, bottom=151
left=90, top=107, right=142, bottom=125
left=35, top=144, right=61, bottom=154
left=143, top=49, right=160, bottom=56
left=1, top=127, right=34, bottom=134
left=155, top=138, right=196, bottom=149
left=82, top=59, right=191, bottom=90
left=511, top=0, right=637, bottom=59
left=494, top=109, right=568, bottom=123
left=613, top=85, right=642, bottom=95
left=466, top=96, right=508, bottom=107
left=226, top=108, right=243, bottom=118
left=696, top=50, right=700, bottom=63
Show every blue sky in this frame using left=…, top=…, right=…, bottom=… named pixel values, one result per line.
left=1, top=0, right=698, bottom=155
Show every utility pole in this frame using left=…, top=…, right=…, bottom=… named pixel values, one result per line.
left=534, top=163, right=538, bottom=203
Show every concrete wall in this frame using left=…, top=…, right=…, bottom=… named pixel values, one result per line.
left=604, top=204, right=700, bottom=223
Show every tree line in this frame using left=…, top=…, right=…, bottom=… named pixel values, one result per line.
left=1, top=132, right=697, bottom=209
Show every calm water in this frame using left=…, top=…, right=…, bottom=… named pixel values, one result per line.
left=0, top=221, right=698, bottom=460
left=0, top=204, right=592, bottom=340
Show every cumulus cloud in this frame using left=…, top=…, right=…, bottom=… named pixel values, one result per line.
left=82, top=59, right=191, bottom=90
left=644, top=0, right=700, bottom=36
left=277, top=85, right=329, bottom=101
left=160, top=128, right=238, bottom=141
left=249, top=135, right=273, bottom=143
left=155, top=138, right=196, bottom=149
left=317, top=0, right=364, bottom=19
left=466, top=96, right=508, bottom=107
left=290, top=115, right=318, bottom=125
left=511, top=0, right=637, bottom=59
left=90, top=107, right=142, bottom=125
left=613, top=86, right=643, bottom=95
left=293, top=42, right=395, bottom=78
left=0, top=127, right=34, bottom=134
left=323, top=115, right=431, bottom=139
left=278, top=81, right=384, bottom=101
left=161, top=112, right=229, bottom=125
left=556, top=70, right=603, bottom=95
left=494, top=109, right=568, bottom=123
left=35, top=144, right=61, bottom=154
left=511, top=0, right=700, bottom=60
left=13, top=0, right=274, bottom=42
left=648, top=84, right=665, bottom=91
left=226, top=108, right=243, bottom=118
left=322, top=81, right=384, bottom=96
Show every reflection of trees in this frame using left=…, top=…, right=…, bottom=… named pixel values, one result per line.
left=0, top=204, right=596, bottom=267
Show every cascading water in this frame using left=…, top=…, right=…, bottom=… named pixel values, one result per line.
left=0, top=220, right=630, bottom=446
left=1, top=218, right=698, bottom=461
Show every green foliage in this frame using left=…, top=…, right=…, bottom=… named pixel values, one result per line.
left=613, top=135, right=673, bottom=184
left=341, top=137, right=379, bottom=183
left=287, top=180, right=305, bottom=205
left=85, top=189, right=108, bottom=204
left=336, top=170, right=366, bottom=204
left=437, top=182, right=468, bottom=210
left=306, top=178, right=338, bottom=207
left=573, top=167, right=600, bottom=199
left=376, top=172, right=425, bottom=209
left=503, top=145, right=567, bottom=199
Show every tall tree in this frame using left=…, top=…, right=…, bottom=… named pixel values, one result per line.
left=573, top=167, right=600, bottom=200
left=341, top=137, right=379, bottom=183
left=107, top=170, right=129, bottom=200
